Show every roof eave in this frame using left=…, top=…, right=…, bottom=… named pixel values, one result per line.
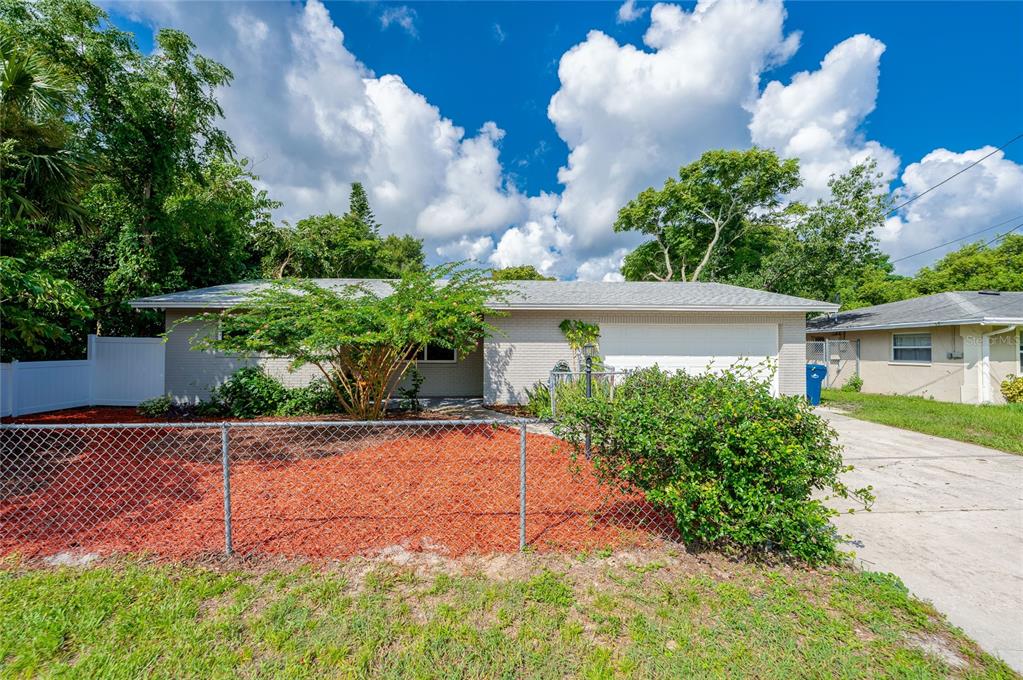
left=490, top=303, right=837, bottom=313
left=132, top=300, right=837, bottom=313
left=129, top=300, right=236, bottom=310
left=808, top=317, right=1023, bottom=333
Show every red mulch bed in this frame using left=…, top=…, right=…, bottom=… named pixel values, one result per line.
left=1, top=413, right=678, bottom=560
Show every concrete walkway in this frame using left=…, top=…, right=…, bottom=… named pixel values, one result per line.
left=421, top=398, right=553, bottom=434
left=821, top=409, right=1023, bottom=672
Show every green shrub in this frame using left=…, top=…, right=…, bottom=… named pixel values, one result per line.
left=209, top=367, right=287, bottom=418
left=552, top=366, right=873, bottom=565
left=194, top=399, right=227, bottom=417
left=841, top=375, right=864, bottom=392
left=524, top=380, right=552, bottom=418
left=137, top=395, right=173, bottom=418
left=279, top=379, right=341, bottom=416
left=397, top=365, right=425, bottom=412
left=1002, top=375, right=1023, bottom=404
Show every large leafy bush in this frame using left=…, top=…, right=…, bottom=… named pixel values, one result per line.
left=208, top=367, right=287, bottom=418
left=278, top=379, right=342, bottom=416
left=553, top=366, right=873, bottom=564
left=136, top=395, right=174, bottom=418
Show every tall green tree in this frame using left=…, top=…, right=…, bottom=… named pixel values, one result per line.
left=616, top=149, right=800, bottom=282
left=0, top=215, right=92, bottom=360
left=752, top=161, right=893, bottom=302
left=492, top=265, right=555, bottom=281
left=1, top=0, right=280, bottom=356
left=0, top=29, right=86, bottom=223
left=262, top=184, right=424, bottom=279
left=347, top=182, right=379, bottom=235
left=914, top=234, right=1023, bottom=293
left=0, top=26, right=93, bottom=359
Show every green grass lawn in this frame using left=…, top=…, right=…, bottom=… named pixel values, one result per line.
left=821, top=389, right=1023, bottom=454
left=1, top=551, right=1016, bottom=679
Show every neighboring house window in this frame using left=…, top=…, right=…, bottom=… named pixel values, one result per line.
left=216, top=324, right=246, bottom=342
left=415, top=344, right=457, bottom=363
left=1018, top=330, right=1022, bottom=372
left=892, top=333, right=932, bottom=363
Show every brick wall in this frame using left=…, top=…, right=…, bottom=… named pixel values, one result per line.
left=483, top=310, right=806, bottom=404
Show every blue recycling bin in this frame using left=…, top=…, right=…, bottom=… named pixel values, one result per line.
left=805, top=364, right=827, bottom=406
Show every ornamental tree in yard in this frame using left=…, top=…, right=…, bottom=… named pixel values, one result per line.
left=185, top=264, right=507, bottom=419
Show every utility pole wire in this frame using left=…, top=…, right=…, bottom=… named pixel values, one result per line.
left=886, top=132, right=1023, bottom=216
left=891, top=214, right=1023, bottom=263
left=765, top=132, right=1023, bottom=291
left=982, top=223, right=1022, bottom=247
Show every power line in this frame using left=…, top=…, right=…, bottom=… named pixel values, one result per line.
left=891, top=214, right=1023, bottom=263
left=886, top=132, right=1023, bottom=216
left=982, top=223, right=1021, bottom=247
left=761, top=132, right=1023, bottom=292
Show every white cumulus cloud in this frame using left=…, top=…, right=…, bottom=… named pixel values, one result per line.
left=380, top=5, right=417, bottom=37
left=749, top=34, right=900, bottom=200
left=488, top=193, right=572, bottom=277
left=120, top=0, right=528, bottom=259
left=112, top=0, right=1020, bottom=280
left=880, top=147, right=1023, bottom=272
left=547, top=0, right=800, bottom=260
left=575, top=249, right=630, bottom=282
left=435, top=235, right=495, bottom=262
left=616, top=0, right=647, bottom=23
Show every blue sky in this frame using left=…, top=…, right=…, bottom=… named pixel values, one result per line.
left=109, top=1, right=1023, bottom=279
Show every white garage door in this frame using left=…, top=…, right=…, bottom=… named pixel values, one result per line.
left=601, top=323, right=780, bottom=395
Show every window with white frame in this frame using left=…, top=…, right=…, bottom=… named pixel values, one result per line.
left=1018, top=330, right=1022, bottom=372
left=414, top=343, right=457, bottom=362
left=892, top=333, right=932, bottom=363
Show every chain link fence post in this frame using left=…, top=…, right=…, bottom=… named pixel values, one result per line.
left=519, top=422, right=527, bottom=551
left=221, top=423, right=233, bottom=556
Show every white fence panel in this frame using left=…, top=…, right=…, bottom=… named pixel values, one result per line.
left=90, top=336, right=165, bottom=406
left=7, top=360, right=92, bottom=416
left=0, top=364, right=11, bottom=417
left=0, top=335, right=165, bottom=417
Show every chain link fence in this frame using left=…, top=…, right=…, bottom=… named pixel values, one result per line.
left=807, top=339, right=860, bottom=387
left=1, top=419, right=677, bottom=560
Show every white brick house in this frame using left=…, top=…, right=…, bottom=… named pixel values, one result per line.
left=131, top=280, right=836, bottom=404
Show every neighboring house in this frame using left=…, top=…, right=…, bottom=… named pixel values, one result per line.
left=130, top=280, right=837, bottom=405
left=807, top=291, right=1023, bottom=404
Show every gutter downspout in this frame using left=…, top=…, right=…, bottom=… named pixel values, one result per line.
left=980, top=325, right=1017, bottom=403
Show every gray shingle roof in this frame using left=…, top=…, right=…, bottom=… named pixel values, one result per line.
left=807, top=291, right=1023, bottom=332
left=129, top=279, right=837, bottom=312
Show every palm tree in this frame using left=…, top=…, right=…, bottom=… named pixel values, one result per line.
left=0, top=30, right=85, bottom=223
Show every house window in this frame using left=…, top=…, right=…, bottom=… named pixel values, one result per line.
left=216, top=323, right=246, bottom=342
left=1018, top=330, right=1022, bottom=373
left=415, top=344, right=457, bottom=363
left=892, top=333, right=932, bottom=363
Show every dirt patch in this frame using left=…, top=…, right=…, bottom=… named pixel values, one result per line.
left=1, top=425, right=679, bottom=561
left=485, top=404, right=533, bottom=418
left=904, top=632, right=968, bottom=670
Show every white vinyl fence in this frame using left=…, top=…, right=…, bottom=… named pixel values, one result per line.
left=1, top=335, right=165, bottom=417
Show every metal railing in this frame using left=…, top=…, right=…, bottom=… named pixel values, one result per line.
left=1, top=419, right=677, bottom=560
left=549, top=370, right=632, bottom=418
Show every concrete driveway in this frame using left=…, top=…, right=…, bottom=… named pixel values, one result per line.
left=821, top=410, right=1023, bottom=672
